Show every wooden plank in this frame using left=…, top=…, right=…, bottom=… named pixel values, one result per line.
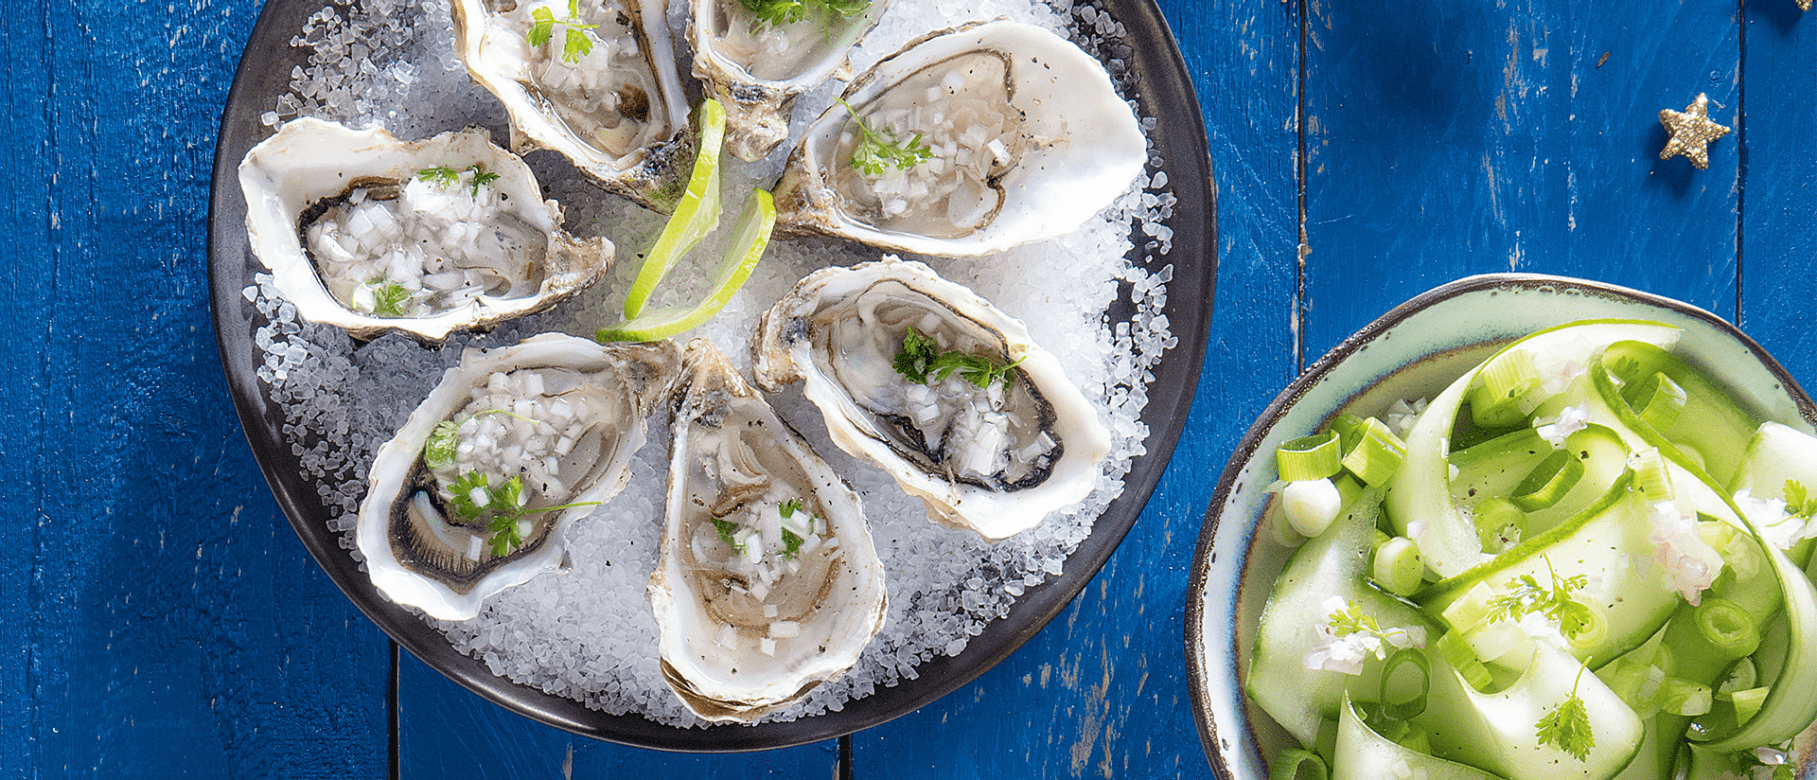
left=6, top=0, right=392, bottom=775
left=849, top=0, right=1302, bottom=772
left=0, top=1, right=55, bottom=774
left=1302, top=0, right=1742, bottom=357
left=1738, top=3, right=1817, bottom=386
left=397, top=654, right=840, bottom=777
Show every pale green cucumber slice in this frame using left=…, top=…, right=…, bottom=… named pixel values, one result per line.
left=1730, top=422, right=1817, bottom=567
left=1247, top=487, right=1438, bottom=746
left=1422, top=473, right=1680, bottom=666
left=1451, top=425, right=1630, bottom=539
left=1597, top=341, right=1762, bottom=488
left=1334, top=695, right=1507, bottom=780
left=1439, top=643, right=1643, bottom=780
left=1585, top=353, right=1817, bottom=752
left=1388, top=321, right=1682, bottom=579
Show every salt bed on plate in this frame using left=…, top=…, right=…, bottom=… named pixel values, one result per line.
left=241, top=0, right=1180, bottom=726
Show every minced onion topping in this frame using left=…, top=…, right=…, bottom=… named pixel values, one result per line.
left=428, top=368, right=593, bottom=503
left=834, top=53, right=1023, bottom=237
left=510, top=0, right=660, bottom=157
left=306, top=171, right=537, bottom=317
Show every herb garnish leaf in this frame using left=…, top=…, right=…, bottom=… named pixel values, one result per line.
left=837, top=98, right=932, bottom=177
left=527, top=0, right=598, bottom=63
left=1535, top=668, right=1596, bottom=761
left=1485, top=557, right=1593, bottom=637
left=1787, top=479, right=1817, bottom=520
left=892, top=326, right=1024, bottom=389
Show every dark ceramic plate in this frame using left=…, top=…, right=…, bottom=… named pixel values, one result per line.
left=207, top=0, right=1215, bottom=753
left=1183, top=275, right=1817, bottom=778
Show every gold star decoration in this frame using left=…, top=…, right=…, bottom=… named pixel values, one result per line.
left=1658, top=93, right=1732, bottom=171
left=1801, top=0, right=1811, bottom=11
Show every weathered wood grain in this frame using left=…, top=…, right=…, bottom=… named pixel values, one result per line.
left=848, top=0, right=1300, bottom=774
left=398, top=654, right=840, bottom=777
left=3, top=0, right=391, bottom=775
left=1302, top=0, right=1742, bottom=357
left=1738, top=5, right=1817, bottom=385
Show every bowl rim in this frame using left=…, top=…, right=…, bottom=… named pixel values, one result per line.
left=1181, top=272, right=1817, bottom=776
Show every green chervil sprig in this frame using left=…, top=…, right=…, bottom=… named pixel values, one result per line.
left=1535, top=668, right=1596, bottom=761
left=837, top=98, right=932, bottom=177
left=421, top=409, right=541, bottom=470
left=1786, top=479, right=1817, bottom=520
left=528, top=0, right=598, bottom=64
left=417, top=164, right=501, bottom=197
left=892, top=326, right=1026, bottom=389
left=447, top=471, right=602, bottom=557
left=711, top=517, right=746, bottom=555
left=738, top=0, right=868, bottom=29
left=370, top=279, right=416, bottom=318
left=1485, top=557, right=1594, bottom=637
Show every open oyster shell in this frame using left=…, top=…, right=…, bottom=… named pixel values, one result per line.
left=650, top=339, right=887, bottom=722
left=688, top=0, right=890, bottom=161
left=752, top=258, right=1110, bottom=540
left=239, top=118, right=612, bottom=342
left=357, top=333, right=682, bottom=621
left=452, top=0, right=693, bottom=210
left=772, top=21, right=1146, bottom=257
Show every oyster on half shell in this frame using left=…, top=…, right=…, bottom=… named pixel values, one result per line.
left=650, top=339, right=887, bottom=722
left=688, top=0, right=890, bottom=161
left=753, top=258, right=1110, bottom=541
left=452, top=0, right=693, bottom=210
left=358, top=333, right=681, bottom=621
left=772, top=21, right=1146, bottom=257
left=239, top=118, right=613, bottom=342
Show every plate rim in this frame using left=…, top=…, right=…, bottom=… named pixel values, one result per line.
left=206, top=0, right=1219, bottom=753
left=1181, top=272, right=1817, bottom=776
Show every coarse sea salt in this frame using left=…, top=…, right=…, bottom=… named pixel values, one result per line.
left=243, top=0, right=1180, bottom=727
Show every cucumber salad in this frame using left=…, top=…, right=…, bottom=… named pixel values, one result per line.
left=1248, top=320, right=1817, bottom=780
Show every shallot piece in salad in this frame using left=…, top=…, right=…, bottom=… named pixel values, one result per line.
left=1302, top=596, right=1426, bottom=675
left=1384, top=397, right=1428, bottom=439
left=1534, top=350, right=1587, bottom=396
left=1734, top=488, right=1817, bottom=550
left=1646, top=500, right=1723, bottom=605
left=1534, top=405, right=1590, bottom=448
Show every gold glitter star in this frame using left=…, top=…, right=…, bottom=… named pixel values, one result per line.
left=1658, top=93, right=1731, bottom=170
left=1801, top=0, right=1811, bottom=11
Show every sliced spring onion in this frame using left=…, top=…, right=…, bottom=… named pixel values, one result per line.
left=1510, top=448, right=1586, bottom=511
left=1328, top=413, right=1365, bottom=454
left=1662, top=677, right=1713, bottom=716
left=1563, top=602, right=1610, bottom=651
left=1438, top=631, right=1494, bottom=691
left=1268, top=748, right=1328, bottom=780
left=1731, top=686, right=1769, bottom=725
left=1470, top=497, right=1527, bottom=550
left=1693, top=598, right=1763, bottom=660
left=1468, top=348, right=1540, bottom=427
left=1278, top=431, right=1343, bottom=482
left=1378, top=648, right=1432, bottom=720
left=1624, top=371, right=1689, bottom=431
left=1282, top=478, right=1344, bottom=538
left=1630, top=447, right=1675, bottom=501
left=1599, top=658, right=1668, bottom=715
left=1718, top=657, right=1759, bottom=694
left=1371, top=536, right=1424, bottom=596
left=1341, top=417, right=1407, bottom=486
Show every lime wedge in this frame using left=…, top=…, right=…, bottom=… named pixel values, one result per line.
left=623, top=99, right=727, bottom=319
left=596, top=188, right=777, bottom=343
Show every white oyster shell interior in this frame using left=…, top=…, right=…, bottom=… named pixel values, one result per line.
left=689, top=0, right=890, bottom=161
left=773, top=21, right=1147, bottom=256
left=358, top=334, right=681, bottom=621
left=753, top=258, right=1111, bottom=540
left=452, top=0, right=692, bottom=207
left=651, top=339, right=887, bottom=722
left=238, top=118, right=612, bottom=341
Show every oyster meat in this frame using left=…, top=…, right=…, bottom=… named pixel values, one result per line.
left=452, top=0, right=692, bottom=209
left=358, top=333, right=682, bottom=621
left=650, top=339, right=887, bottom=722
left=773, top=21, right=1146, bottom=257
left=689, top=0, right=889, bottom=161
left=752, top=258, right=1110, bottom=540
left=239, top=118, right=613, bottom=342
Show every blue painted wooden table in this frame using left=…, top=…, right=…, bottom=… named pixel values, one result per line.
left=6, top=0, right=1815, bottom=775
